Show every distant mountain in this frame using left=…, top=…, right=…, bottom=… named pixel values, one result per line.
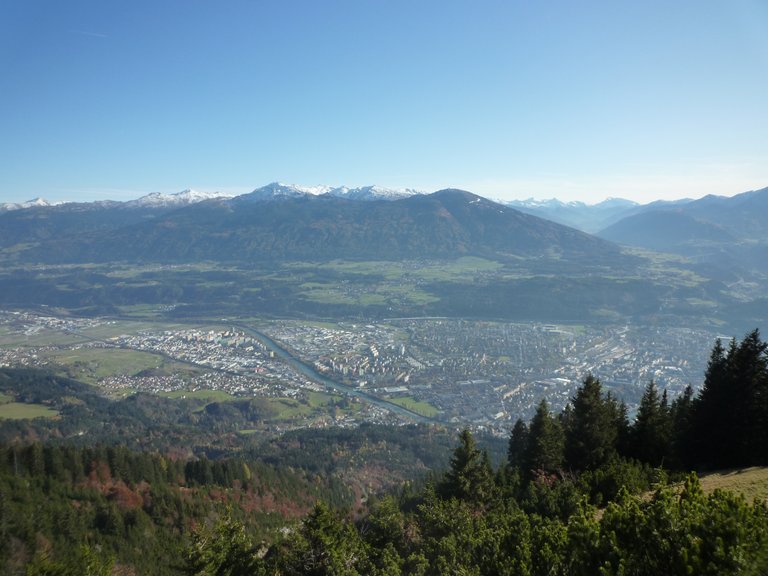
left=599, top=186, right=768, bottom=246
left=236, top=182, right=422, bottom=203
left=599, top=210, right=735, bottom=251
left=683, top=187, right=768, bottom=240
left=0, top=197, right=60, bottom=212
left=126, top=188, right=232, bottom=208
left=0, top=200, right=159, bottom=249
left=326, top=185, right=421, bottom=201
left=235, top=182, right=330, bottom=202
left=501, top=196, right=707, bottom=234
left=7, top=188, right=623, bottom=265
left=597, top=186, right=768, bottom=284
left=0, top=183, right=421, bottom=215
left=503, top=197, right=640, bottom=233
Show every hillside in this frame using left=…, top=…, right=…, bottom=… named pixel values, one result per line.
left=601, top=186, right=768, bottom=248
left=2, top=329, right=768, bottom=574
left=597, top=186, right=768, bottom=294
left=0, top=185, right=762, bottom=329
left=698, top=467, right=768, bottom=503
left=599, top=210, right=735, bottom=251
left=3, top=189, right=623, bottom=265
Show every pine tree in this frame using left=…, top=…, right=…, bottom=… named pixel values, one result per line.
left=691, top=331, right=768, bottom=468
left=278, top=502, right=365, bottom=576
left=182, top=512, right=263, bottom=576
left=439, top=429, right=494, bottom=505
left=507, top=418, right=529, bottom=469
left=629, top=381, right=672, bottom=467
left=564, top=375, right=619, bottom=471
left=523, top=399, right=564, bottom=478
left=669, top=384, right=694, bottom=468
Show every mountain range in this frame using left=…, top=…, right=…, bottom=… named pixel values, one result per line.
left=0, top=183, right=423, bottom=213
left=0, top=187, right=621, bottom=264
left=1, top=181, right=766, bottom=329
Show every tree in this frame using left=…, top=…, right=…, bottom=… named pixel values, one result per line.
left=564, top=375, right=619, bottom=471
left=690, top=330, right=768, bottom=468
left=277, top=502, right=365, bottom=576
left=523, top=399, right=564, bottom=478
left=26, top=545, right=113, bottom=576
left=507, top=418, right=529, bottom=469
left=689, top=337, right=730, bottom=467
left=669, top=384, right=694, bottom=468
left=182, top=512, right=263, bottom=576
left=629, top=381, right=672, bottom=467
left=439, top=429, right=494, bottom=505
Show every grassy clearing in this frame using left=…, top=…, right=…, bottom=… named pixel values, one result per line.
left=0, top=403, right=59, bottom=420
left=259, top=391, right=349, bottom=420
left=387, top=396, right=439, bottom=417
left=416, top=257, right=504, bottom=281
left=626, top=248, right=708, bottom=288
left=48, top=348, right=165, bottom=384
left=698, top=467, right=768, bottom=503
left=299, top=281, right=439, bottom=307
left=286, top=257, right=504, bottom=283
left=115, top=304, right=169, bottom=319
left=0, top=392, right=11, bottom=404
left=284, top=260, right=405, bottom=280
left=159, top=390, right=235, bottom=402
left=267, top=398, right=313, bottom=419
left=0, top=331, right=89, bottom=348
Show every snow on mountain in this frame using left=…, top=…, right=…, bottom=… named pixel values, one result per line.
left=234, top=182, right=421, bottom=203
left=326, top=185, right=421, bottom=200
left=593, top=197, right=638, bottom=209
left=0, top=197, right=59, bottom=212
left=504, top=198, right=582, bottom=209
left=499, top=196, right=642, bottom=233
left=234, top=182, right=332, bottom=203
left=127, top=189, right=232, bottom=208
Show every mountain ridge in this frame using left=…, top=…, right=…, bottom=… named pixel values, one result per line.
left=0, top=188, right=624, bottom=266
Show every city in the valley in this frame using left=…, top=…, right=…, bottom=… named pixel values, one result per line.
left=0, top=309, right=718, bottom=434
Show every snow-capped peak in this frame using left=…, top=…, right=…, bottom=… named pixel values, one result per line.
left=0, top=197, right=59, bottom=212
left=235, top=182, right=421, bottom=203
left=127, top=189, right=232, bottom=208
left=237, top=182, right=331, bottom=202
left=326, top=185, right=422, bottom=201
left=503, top=197, right=586, bottom=209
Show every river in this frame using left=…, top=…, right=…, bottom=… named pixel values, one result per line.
left=236, top=324, right=437, bottom=424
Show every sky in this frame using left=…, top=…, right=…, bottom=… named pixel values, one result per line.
left=1, top=0, right=767, bottom=205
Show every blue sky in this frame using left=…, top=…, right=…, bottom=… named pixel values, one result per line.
left=1, top=0, right=767, bottom=204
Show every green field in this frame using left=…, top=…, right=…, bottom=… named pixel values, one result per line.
left=286, top=256, right=512, bottom=308
left=0, top=403, right=59, bottom=420
left=0, top=330, right=90, bottom=348
left=387, top=396, right=440, bottom=417
left=47, top=348, right=167, bottom=384
left=160, top=389, right=235, bottom=402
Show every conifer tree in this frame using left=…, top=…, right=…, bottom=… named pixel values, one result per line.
left=507, top=418, right=529, bottom=469
left=278, top=502, right=365, bottom=576
left=669, top=384, right=694, bottom=468
left=182, top=512, right=263, bottom=576
left=439, top=429, right=494, bottom=505
left=523, top=399, right=564, bottom=477
left=691, top=330, right=768, bottom=468
left=629, top=381, right=672, bottom=466
left=564, top=375, right=619, bottom=471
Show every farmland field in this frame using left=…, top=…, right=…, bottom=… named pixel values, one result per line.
left=0, top=403, right=59, bottom=420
